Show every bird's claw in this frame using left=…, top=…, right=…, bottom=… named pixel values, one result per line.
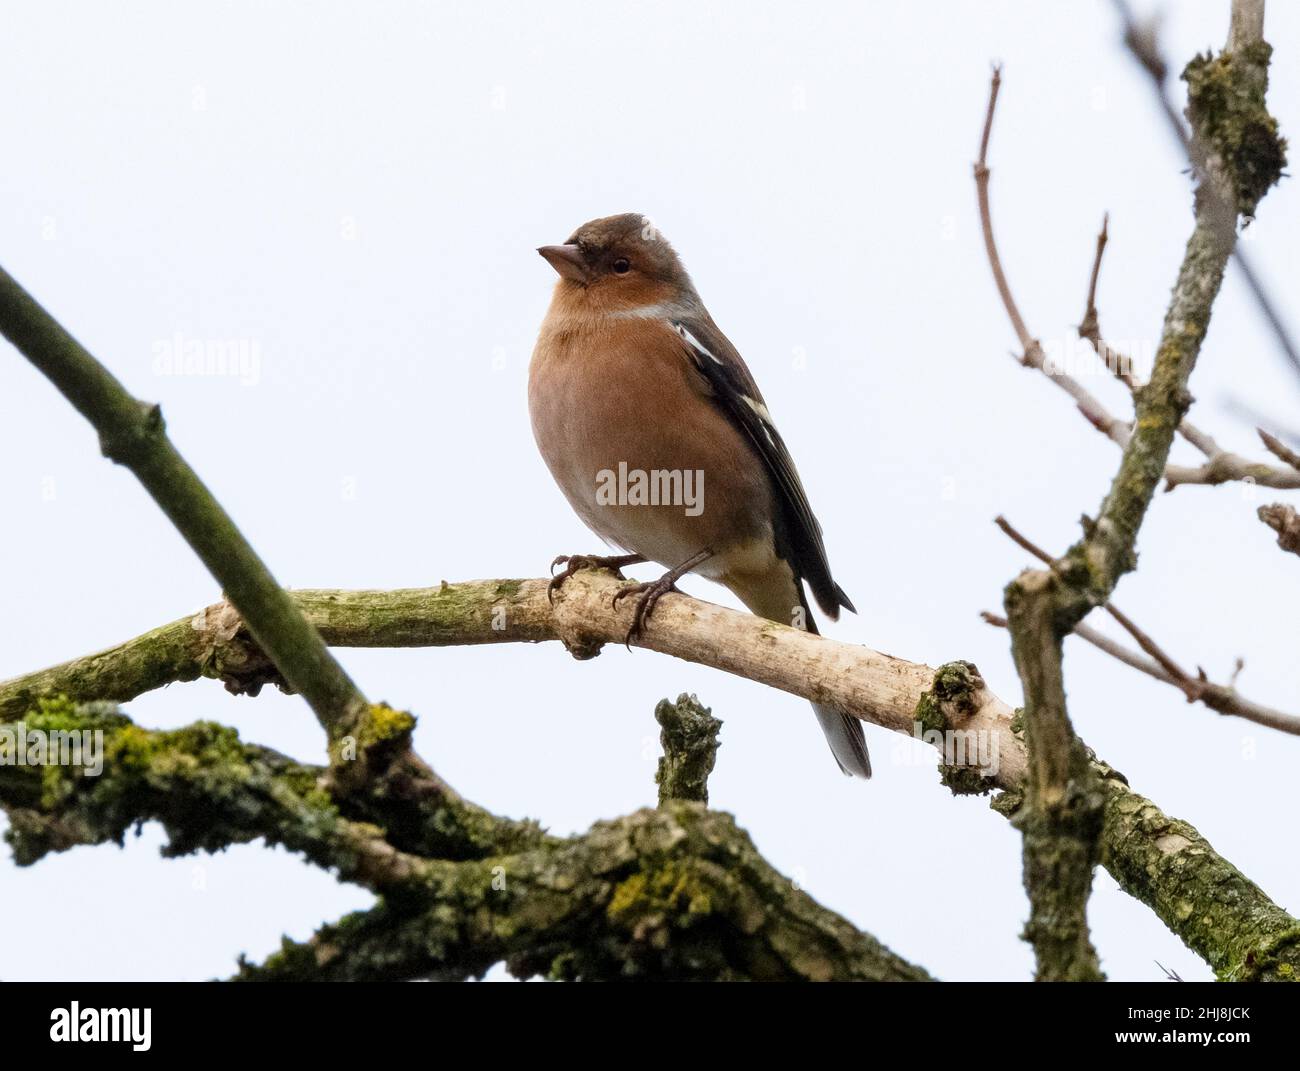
left=611, top=577, right=679, bottom=646
left=547, top=553, right=643, bottom=605
left=548, top=555, right=585, bottom=604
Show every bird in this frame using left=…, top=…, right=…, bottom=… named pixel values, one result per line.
left=528, top=213, right=870, bottom=778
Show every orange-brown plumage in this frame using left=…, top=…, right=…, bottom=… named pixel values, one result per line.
left=530, top=213, right=870, bottom=778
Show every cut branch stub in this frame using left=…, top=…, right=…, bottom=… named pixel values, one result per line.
left=654, top=694, right=723, bottom=806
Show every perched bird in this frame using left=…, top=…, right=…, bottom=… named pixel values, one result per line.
left=529, top=213, right=870, bottom=778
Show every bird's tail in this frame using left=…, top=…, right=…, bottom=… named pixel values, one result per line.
left=805, top=608, right=871, bottom=778
left=812, top=701, right=872, bottom=778
left=724, top=562, right=871, bottom=779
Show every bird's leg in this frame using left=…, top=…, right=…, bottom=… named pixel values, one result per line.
left=548, top=552, right=647, bottom=604
left=611, top=548, right=712, bottom=645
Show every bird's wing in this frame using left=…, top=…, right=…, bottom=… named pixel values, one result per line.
left=670, top=311, right=855, bottom=619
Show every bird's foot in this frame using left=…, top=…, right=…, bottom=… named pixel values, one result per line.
left=609, top=548, right=712, bottom=646
left=547, top=553, right=646, bottom=604
left=611, top=575, right=680, bottom=645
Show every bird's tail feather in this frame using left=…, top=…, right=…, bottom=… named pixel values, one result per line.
left=812, top=702, right=872, bottom=778
left=723, top=563, right=871, bottom=779
left=801, top=588, right=871, bottom=779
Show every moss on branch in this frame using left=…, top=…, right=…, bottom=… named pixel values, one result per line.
left=1183, top=41, right=1286, bottom=219
left=914, top=662, right=1000, bottom=796
left=0, top=583, right=557, bottom=721
left=654, top=694, right=722, bottom=806
left=0, top=697, right=435, bottom=890
left=2, top=697, right=931, bottom=980
left=7, top=578, right=1298, bottom=980
left=1101, top=778, right=1300, bottom=981
left=997, top=772, right=1300, bottom=982
left=234, top=803, right=932, bottom=982
left=0, top=697, right=543, bottom=880
left=988, top=21, right=1287, bottom=984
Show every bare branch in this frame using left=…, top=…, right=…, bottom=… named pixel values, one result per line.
left=0, top=571, right=1027, bottom=791
left=2, top=698, right=928, bottom=983
left=1078, top=213, right=1143, bottom=393
left=4, top=574, right=1298, bottom=976
left=1113, top=0, right=1299, bottom=385
left=975, top=4, right=1284, bottom=981
left=1259, top=502, right=1300, bottom=558
left=978, top=66, right=1103, bottom=981
left=1078, top=214, right=1226, bottom=458
left=981, top=612, right=1300, bottom=735
left=1065, top=214, right=1300, bottom=488
left=994, top=516, right=1197, bottom=684
left=1165, top=451, right=1300, bottom=490
left=231, top=801, right=936, bottom=982
left=0, top=699, right=442, bottom=889
left=0, top=266, right=372, bottom=746
left=1258, top=428, right=1300, bottom=471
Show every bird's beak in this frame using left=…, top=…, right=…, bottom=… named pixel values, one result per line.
left=537, top=244, right=590, bottom=284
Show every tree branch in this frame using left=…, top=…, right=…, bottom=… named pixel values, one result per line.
left=1078, top=215, right=1300, bottom=490
left=0, top=266, right=372, bottom=747
left=997, top=773, right=1300, bottom=982
left=972, top=4, right=1285, bottom=981
left=982, top=611, right=1300, bottom=735
left=231, top=801, right=933, bottom=982
left=655, top=694, right=722, bottom=806
left=1, top=697, right=440, bottom=890
left=1114, top=0, right=1299, bottom=386
left=1258, top=503, right=1300, bottom=558
left=253, top=777, right=1293, bottom=980
left=1, top=697, right=929, bottom=982
left=3, top=574, right=1297, bottom=977
left=990, top=516, right=1300, bottom=733
left=2, top=12, right=1293, bottom=979
left=0, top=571, right=1025, bottom=790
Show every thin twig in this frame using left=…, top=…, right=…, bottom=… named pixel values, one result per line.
left=994, top=516, right=1195, bottom=685
left=1079, top=214, right=1222, bottom=455
left=976, top=76, right=1133, bottom=452
left=978, top=68, right=1105, bottom=982
left=981, top=610, right=1300, bottom=735
left=1079, top=213, right=1142, bottom=391
left=1259, top=429, right=1300, bottom=471
left=978, top=1, right=1283, bottom=980
left=1112, top=0, right=1300, bottom=387
left=1070, top=213, right=1300, bottom=488
left=994, top=512, right=1298, bottom=732
left=1050, top=10, right=1300, bottom=490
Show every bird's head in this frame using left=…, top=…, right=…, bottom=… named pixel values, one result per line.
left=538, top=214, right=695, bottom=313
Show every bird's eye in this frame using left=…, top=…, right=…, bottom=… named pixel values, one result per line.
left=612, top=258, right=631, bottom=274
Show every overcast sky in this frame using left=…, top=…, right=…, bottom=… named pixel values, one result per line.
left=2, top=0, right=1297, bottom=981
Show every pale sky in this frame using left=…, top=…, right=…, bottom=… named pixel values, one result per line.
left=2, top=0, right=1297, bottom=981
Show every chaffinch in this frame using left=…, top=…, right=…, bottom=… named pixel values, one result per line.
left=529, top=213, right=870, bottom=778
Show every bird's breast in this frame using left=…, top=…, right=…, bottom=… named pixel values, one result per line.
left=529, top=316, right=774, bottom=568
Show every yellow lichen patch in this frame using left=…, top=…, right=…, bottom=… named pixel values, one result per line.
left=365, top=703, right=416, bottom=743
left=606, top=863, right=713, bottom=928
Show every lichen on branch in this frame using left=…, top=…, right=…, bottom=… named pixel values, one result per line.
left=655, top=694, right=722, bottom=806
left=976, top=5, right=1287, bottom=983
left=233, top=802, right=932, bottom=982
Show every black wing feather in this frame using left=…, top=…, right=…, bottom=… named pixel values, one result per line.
left=672, top=314, right=855, bottom=619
